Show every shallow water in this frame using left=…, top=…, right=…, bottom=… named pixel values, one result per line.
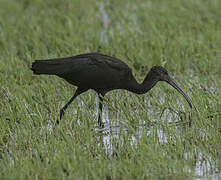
left=95, top=118, right=220, bottom=179
left=49, top=84, right=221, bottom=180
left=91, top=91, right=219, bottom=179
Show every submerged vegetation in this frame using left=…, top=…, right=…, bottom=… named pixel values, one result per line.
left=0, top=0, right=221, bottom=179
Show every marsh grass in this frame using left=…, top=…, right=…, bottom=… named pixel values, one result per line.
left=0, top=0, right=221, bottom=179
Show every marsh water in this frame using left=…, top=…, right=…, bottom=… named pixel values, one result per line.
left=94, top=104, right=219, bottom=180
left=47, top=89, right=220, bottom=180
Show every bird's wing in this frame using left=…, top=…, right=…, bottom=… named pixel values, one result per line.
left=33, top=53, right=132, bottom=88
left=73, top=53, right=131, bottom=71
left=47, top=53, right=131, bottom=75
left=61, top=53, right=132, bottom=88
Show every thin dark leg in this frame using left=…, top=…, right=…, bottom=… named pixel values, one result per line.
left=57, top=88, right=87, bottom=124
left=98, top=95, right=104, bottom=128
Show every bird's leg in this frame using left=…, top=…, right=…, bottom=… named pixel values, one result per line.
left=57, top=88, right=87, bottom=124
left=59, top=95, right=76, bottom=121
left=98, top=95, right=104, bottom=128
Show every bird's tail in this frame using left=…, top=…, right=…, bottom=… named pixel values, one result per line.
left=31, top=58, right=72, bottom=75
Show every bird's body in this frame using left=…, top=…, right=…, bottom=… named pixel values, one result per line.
left=32, top=53, right=135, bottom=94
left=31, top=52, right=192, bottom=127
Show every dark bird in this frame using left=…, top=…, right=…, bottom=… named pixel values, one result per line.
left=31, top=52, right=192, bottom=127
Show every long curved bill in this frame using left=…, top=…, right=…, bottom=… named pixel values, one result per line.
left=165, top=76, right=192, bottom=108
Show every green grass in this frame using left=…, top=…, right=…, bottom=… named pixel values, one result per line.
left=0, top=0, right=221, bottom=179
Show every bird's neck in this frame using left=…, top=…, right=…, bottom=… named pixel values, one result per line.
left=126, top=72, right=158, bottom=94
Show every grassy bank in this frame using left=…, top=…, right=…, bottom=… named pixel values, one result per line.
left=0, top=0, right=221, bottom=179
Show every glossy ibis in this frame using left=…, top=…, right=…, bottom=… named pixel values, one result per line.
left=31, top=52, right=192, bottom=127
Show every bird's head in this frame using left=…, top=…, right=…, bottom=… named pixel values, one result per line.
left=150, top=66, right=169, bottom=81
left=150, top=66, right=192, bottom=108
